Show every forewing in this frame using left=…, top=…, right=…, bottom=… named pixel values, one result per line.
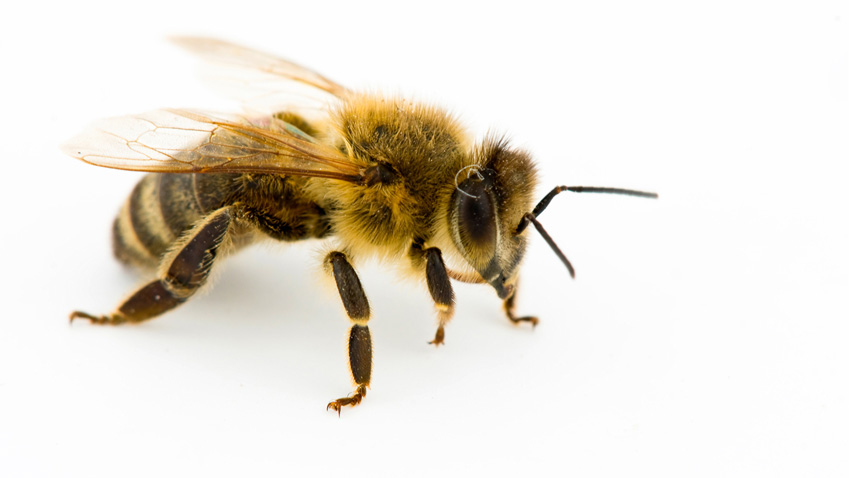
left=171, top=37, right=350, bottom=118
left=62, top=109, right=362, bottom=181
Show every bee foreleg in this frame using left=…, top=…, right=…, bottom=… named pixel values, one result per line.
left=424, top=247, right=455, bottom=346
left=325, top=252, right=372, bottom=415
left=503, top=280, right=538, bottom=327
left=70, top=207, right=233, bottom=325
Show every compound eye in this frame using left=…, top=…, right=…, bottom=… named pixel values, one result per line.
left=454, top=172, right=498, bottom=261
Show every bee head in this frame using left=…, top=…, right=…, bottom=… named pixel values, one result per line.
left=447, top=138, right=658, bottom=299
left=448, top=138, right=538, bottom=299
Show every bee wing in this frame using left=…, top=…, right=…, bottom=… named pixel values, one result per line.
left=61, top=109, right=363, bottom=182
left=171, top=37, right=349, bottom=117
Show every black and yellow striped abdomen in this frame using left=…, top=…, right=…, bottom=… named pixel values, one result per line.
left=112, top=173, right=238, bottom=269
left=112, top=172, right=332, bottom=271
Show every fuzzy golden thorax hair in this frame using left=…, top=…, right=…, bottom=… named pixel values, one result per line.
left=311, top=95, right=538, bottom=297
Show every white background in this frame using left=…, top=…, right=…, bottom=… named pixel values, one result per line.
left=0, top=0, right=847, bottom=476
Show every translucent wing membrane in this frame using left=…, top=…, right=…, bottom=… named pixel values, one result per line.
left=171, top=37, right=349, bottom=117
left=62, top=109, right=362, bottom=181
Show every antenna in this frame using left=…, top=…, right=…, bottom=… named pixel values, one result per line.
left=516, top=185, right=658, bottom=278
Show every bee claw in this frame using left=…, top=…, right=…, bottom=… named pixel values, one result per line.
left=326, top=402, right=341, bottom=416
left=507, top=314, right=539, bottom=328
left=326, top=385, right=367, bottom=415
left=69, top=311, right=105, bottom=325
left=68, top=311, right=128, bottom=326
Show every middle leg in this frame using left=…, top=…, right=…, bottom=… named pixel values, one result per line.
left=325, top=251, right=373, bottom=414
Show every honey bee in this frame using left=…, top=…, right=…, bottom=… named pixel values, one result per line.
left=63, top=38, right=657, bottom=413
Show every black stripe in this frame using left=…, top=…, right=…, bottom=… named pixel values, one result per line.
left=192, top=173, right=236, bottom=214
left=111, top=214, right=152, bottom=266
left=191, top=174, right=206, bottom=214
left=159, top=174, right=202, bottom=238
left=128, top=176, right=167, bottom=257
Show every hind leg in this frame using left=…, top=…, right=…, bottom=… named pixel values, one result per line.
left=70, top=207, right=233, bottom=325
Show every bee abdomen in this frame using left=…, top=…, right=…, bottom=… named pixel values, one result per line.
left=113, top=173, right=222, bottom=269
